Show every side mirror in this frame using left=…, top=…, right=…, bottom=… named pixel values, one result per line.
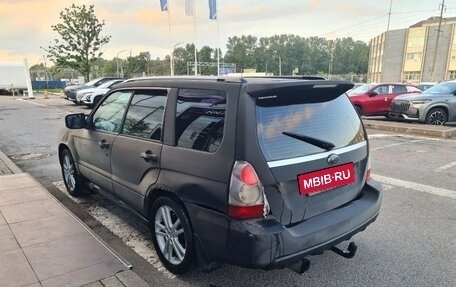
left=368, top=91, right=377, bottom=97
left=65, top=113, right=87, bottom=129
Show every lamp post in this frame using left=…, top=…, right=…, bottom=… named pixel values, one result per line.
left=171, top=42, right=184, bottom=76
left=116, top=49, right=127, bottom=78
left=279, top=56, right=282, bottom=76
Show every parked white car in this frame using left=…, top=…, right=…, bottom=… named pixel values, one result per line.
left=76, top=79, right=124, bottom=107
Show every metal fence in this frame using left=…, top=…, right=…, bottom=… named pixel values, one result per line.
left=31, top=81, right=66, bottom=90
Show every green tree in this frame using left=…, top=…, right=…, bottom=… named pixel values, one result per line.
left=45, top=4, right=111, bottom=81
left=224, top=35, right=258, bottom=72
left=198, top=46, right=218, bottom=75
left=149, top=57, right=170, bottom=76
left=100, top=58, right=117, bottom=77
left=222, top=34, right=369, bottom=77
left=29, top=64, right=49, bottom=81
left=124, top=52, right=151, bottom=77
left=173, top=44, right=197, bottom=75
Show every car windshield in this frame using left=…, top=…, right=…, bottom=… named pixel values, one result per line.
left=85, top=78, right=101, bottom=86
left=98, top=80, right=121, bottom=89
left=424, top=82, right=456, bottom=94
left=347, top=84, right=373, bottom=95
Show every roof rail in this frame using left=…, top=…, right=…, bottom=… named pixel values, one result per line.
left=241, top=75, right=327, bottom=80
left=119, top=75, right=245, bottom=83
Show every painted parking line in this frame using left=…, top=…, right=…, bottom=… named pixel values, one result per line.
left=373, top=174, right=456, bottom=200
left=52, top=181, right=175, bottom=279
left=370, top=139, right=423, bottom=151
left=371, top=142, right=405, bottom=151
left=434, top=161, right=456, bottom=172
left=368, top=133, right=456, bottom=143
left=15, top=98, right=47, bottom=107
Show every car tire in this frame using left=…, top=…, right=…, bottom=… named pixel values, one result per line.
left=150, top=196, right=195, bottom=274
left=60, top=149, right=84, bottom=197
left=354, top=106, right=362, bottom=116
left=425, top=108, right=447, bottom=125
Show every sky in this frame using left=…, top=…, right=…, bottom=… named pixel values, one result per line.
left=1, top=0, right=455, bottom=66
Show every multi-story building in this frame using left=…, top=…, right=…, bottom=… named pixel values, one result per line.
left=368, top=16, right=456, bottom=83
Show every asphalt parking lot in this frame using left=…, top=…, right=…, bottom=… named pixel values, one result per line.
left=0, top=95, right=455, bottom=286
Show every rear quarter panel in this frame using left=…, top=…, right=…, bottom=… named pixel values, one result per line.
left=156, top=82, right=241, bottom=214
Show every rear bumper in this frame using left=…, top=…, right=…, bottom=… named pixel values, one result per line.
left=185, top=181, right=382, bottom=269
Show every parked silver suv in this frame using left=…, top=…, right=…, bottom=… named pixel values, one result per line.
left=389, top=80, right=456, bottom=125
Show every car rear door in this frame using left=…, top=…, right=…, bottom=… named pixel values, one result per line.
left=240, top=82, right=369, bottom=226
left=363, top=85, right=389, bottom=115
left=73, top=90, right=133, bottom=191
left=110, top=89, right=168, bottom=213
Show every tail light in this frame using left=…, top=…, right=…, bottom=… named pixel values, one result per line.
left=228, top=161, right=269, bottom=220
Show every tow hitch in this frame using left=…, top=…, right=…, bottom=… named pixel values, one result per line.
left=288, top=242, right=358, bottom=275
left=331, top=242, right=358, bottom=259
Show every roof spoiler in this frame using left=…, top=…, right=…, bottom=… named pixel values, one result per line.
left=248, top=81, right=354, bottom=107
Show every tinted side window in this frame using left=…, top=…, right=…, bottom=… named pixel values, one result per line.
left=92, top=91, right=132, bottom=133
left=122, top=90, right=167, bottom=140
left=175, top=89, right=226, bottom=152
left=373, top=85, right=389, bottom=94
left=392, top=85, right=407, bottom=93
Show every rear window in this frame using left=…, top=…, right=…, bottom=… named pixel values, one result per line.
left=256, top=94, right=365, bottom=162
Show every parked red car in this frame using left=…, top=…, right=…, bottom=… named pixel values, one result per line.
left=347, top=83, right=421, bottom=116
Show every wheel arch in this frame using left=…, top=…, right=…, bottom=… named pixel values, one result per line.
left=430, top=105, right=449, bottom=114
left=58, top=143, right=69, bottom=164
left=145, top=186, right=189, bottom=220
left=426, top=105, right=449, bottom=118
left=58, top=144, right=82, bottom=174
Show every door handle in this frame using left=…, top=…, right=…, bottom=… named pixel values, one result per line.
left=98, top=139, right=110, bottom=149
left=140, top=150, right=158, bottom=162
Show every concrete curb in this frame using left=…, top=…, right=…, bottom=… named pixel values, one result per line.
left=0, top=149, right=22, bottom=174
left=363, top=120, right=456, bottom=139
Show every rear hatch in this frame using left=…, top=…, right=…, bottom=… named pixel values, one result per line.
left=244, top=81, right=368, bottom=226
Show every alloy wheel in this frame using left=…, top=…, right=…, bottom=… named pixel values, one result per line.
left=154, top=205, right=186, bottom=265
left=428, top=110, right=446, bottom=125
left=62, top=153, right=76, bottom=191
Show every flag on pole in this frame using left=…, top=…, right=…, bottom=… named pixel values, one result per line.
left=208, top=0, right=217, bottom=20
left=185, top=0, right=194, bottom=16
left=160, top=0, right=168, bottom=11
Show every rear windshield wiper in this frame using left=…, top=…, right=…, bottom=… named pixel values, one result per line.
left=282, top=131, right=335, bottom=151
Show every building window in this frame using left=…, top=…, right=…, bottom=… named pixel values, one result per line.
left=404, top=71, right=421, bottom=81
left=449, top=71, right=456, bottom=80
left=406, top=52, right=422, bottom=61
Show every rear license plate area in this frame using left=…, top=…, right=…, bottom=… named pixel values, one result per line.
left=298, top=163, right=355, bottom=195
